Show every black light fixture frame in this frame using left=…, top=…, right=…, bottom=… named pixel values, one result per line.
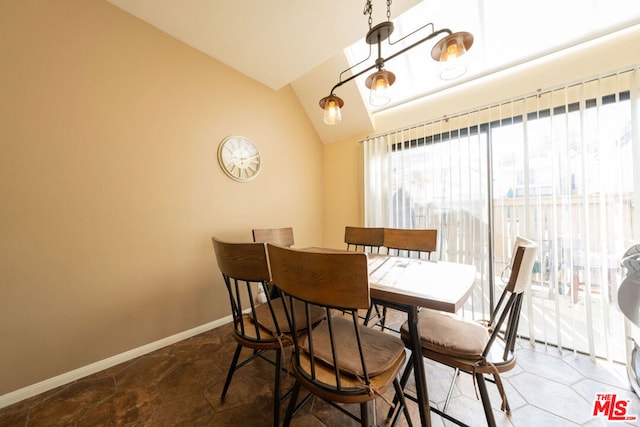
left=319, top=16, right=473, bottom=114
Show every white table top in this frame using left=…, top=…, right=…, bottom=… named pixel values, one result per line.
left=367, top=254, right=476, bottom=313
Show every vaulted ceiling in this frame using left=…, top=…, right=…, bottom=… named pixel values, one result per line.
left=106, top=0, right=640, bottom=143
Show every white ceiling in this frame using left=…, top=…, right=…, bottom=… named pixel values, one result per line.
left=106, top=0, right=640, bottom=143
left=105, top=0, right=420, bottom=91
left=104, top=0, right=417, bottom=143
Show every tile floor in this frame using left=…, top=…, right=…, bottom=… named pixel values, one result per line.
left=1, top=312, right=639, bottom=427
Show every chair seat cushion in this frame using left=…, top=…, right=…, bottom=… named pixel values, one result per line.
left=400, top=309, right=489, bottom=359
left=302, top=316, right=405, bottom=377
left=252, top=299, right=325, bottom=334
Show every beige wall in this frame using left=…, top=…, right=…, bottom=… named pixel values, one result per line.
left=321, top=135, right=365, bottom=250
left=0, top=0, right=323, bottom=395
left=2, top=0, right=639, bottom=401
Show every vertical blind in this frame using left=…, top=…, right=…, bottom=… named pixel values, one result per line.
left=363, top=66, right=640, bottom=362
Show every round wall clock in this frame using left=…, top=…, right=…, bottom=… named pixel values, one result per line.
left=217, top=135, right=261, bottom=182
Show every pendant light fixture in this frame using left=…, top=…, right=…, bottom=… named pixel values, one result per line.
left=319, top=94, right=344, bottom=125
left=319, top=0, right=474, bottom=124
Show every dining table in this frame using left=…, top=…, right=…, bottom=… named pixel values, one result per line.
left=365, top=253, right=477, bottom=427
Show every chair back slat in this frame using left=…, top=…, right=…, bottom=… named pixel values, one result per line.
left=252, top=227, right=294, bottom=247
left=213, top=238, right=270, bottom=282
left=325, top=315, right=342, bottom=388
left=295, top=301, right=316, bottom=378
left=383, top=228, right=437, bottom=258
left=267, top=244, right=370, bottom=309
left=506, top=239, right=538, bottom=294
left=344, top=226, right=384, bottom=253
left=230, top=278, right=246, bottom=337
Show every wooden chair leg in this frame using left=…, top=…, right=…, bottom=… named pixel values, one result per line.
left=221, top=343, right=243, bottom=399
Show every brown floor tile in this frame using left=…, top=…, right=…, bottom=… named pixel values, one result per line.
left=1, top=319, right=637, bottom=426
left=207, top=402, right=272, bottom=427
left=147, top=394, right=214, bottom=426
left=76, top=385, right=162, bottom=426
left=27, top=377, right=117, bottom=426
left=115, top=354, right=179, bottom=390
left=0, top=410, right=30, bottom=427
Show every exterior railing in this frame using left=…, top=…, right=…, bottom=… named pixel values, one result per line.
left=413, top=192, right=634, bottom=361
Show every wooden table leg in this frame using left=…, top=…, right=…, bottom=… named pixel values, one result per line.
left=408, top=306, right=431, bottom=427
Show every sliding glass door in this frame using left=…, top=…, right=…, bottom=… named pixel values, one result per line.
left=363, top=67, right=639, bottom=362
left=491, top=78, right=635, bottom=361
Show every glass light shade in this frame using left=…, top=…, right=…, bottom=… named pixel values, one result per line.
left=365, top=70, right=396, bottom=107
left=431, top=32, right=473, bottom=63
left=432, top=32, right=473, bottom=81
left=322, top=96, right=342, bottom=125
left=439, top=35, right=467, bottom=62
left=439, top=63, right=467, bottom=80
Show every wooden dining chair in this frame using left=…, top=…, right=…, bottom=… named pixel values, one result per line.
left=364, top=228, right=438, bottom=330
left=212, top=237, right=324, bottom=426
left=252, top=227, right=294, bottom=300
left=389, top=237, right=537, bottom=427
left=344, top=226, right=385, bottom=253
left=252, top=227, right=295, bottom=247
left=383, top=227, right=438, bottom=259
left=266, top=243, right=413, bottom=427
left=344, top=226, right=388, bottom=327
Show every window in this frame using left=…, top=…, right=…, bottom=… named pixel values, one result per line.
left=363, top=67, right=640, bottom=361
left=345, top=1, right=640, bottom=115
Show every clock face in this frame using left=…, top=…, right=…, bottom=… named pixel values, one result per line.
left=217, top=136, right=261, bottom=182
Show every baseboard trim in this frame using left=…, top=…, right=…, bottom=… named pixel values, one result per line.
left=0, top=316, right=232, bottom=410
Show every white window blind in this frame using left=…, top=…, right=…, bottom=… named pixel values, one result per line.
left=363, top=66, right=640, bottom=362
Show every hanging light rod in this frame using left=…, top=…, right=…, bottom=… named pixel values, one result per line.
left=319, top=0, right=473, bottom=125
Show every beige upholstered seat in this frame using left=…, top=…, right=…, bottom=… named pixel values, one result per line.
left=390, top=237, right=537, bottom=427
left=266, top=243, right=413, bottom=427
left=406, top=309, right=489, bottom=358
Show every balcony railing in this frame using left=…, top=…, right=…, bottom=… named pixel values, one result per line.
left=412, top=193, right=633, bottom=362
